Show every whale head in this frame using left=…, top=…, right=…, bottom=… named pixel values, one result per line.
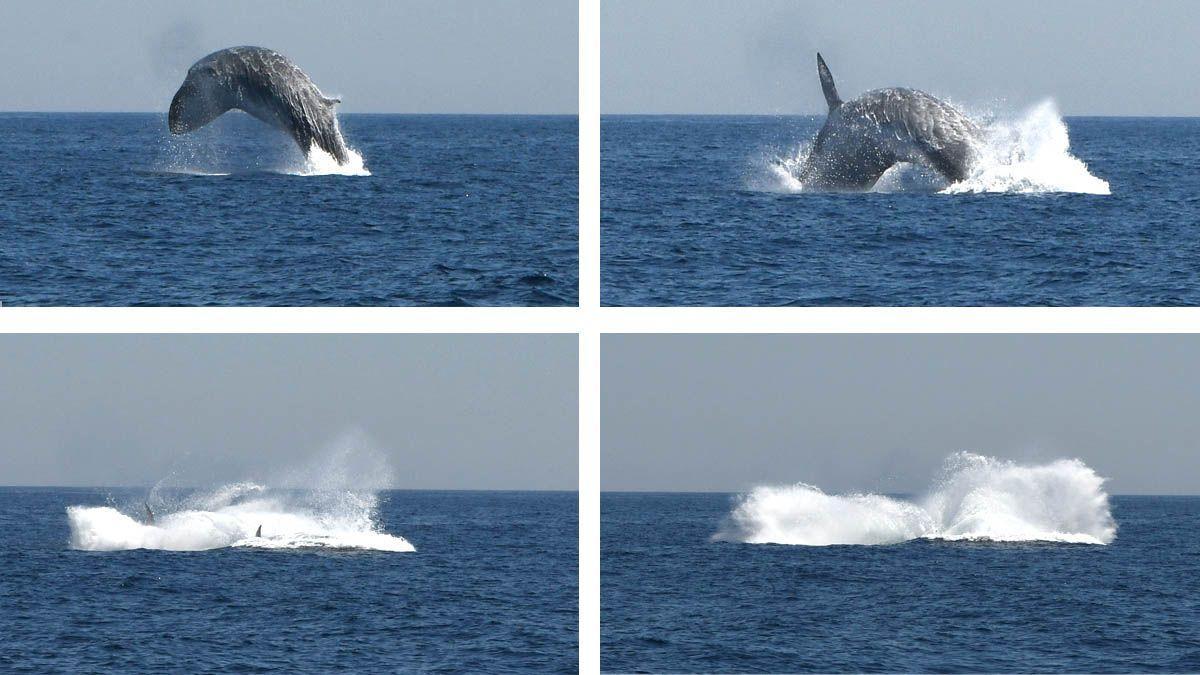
left=168, top=64, right=229, bottom=135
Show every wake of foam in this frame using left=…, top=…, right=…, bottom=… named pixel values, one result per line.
left=68, top=482, right=413, bottom=552
left=714, top=452, right=1116, bottom=546
left=757, top=99, right=1108, bottom=195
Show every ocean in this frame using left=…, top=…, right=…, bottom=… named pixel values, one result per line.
left=601, top=110, right=1200, bottom=306
left=0, top=487, right=577, bottom=673
left=0, top=113, right=577, bottom=306
left=601, top=457, right=1200, bottom=672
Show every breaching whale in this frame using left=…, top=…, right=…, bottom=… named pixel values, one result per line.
left=168, top=46, right=351, bottom=164
left=797, top=53, right=980, bottom=190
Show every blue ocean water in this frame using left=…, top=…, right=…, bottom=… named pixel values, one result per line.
left=601, top=114, right=1200, bottom=306
left=0, top=113, right=577, bottom=306
left=601, top=492, right=1200, bottom=673
left=0, top=488, right=577, bottom=673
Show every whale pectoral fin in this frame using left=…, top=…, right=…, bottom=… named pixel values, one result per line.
left=816, top=53, right=842, bottom=110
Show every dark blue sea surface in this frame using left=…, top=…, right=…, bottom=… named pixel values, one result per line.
left=0, top=113, right=577, bottom=306
left=0, top=488, right=577, bottom=673
left=601, top=115, right=1200, bottom=306
left=601, top=493, right=1200, bottom=673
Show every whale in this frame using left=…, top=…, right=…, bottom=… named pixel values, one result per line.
left=797, top=53, right=980, bottom=190
left=168, top=46, right=351, bottom=164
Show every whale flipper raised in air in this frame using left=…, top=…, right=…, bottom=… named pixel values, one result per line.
left=255, top=524, right=262, bottom=538
left=798, top=53, right=980, bottom=190
left=144, top=503, right=154, bottom=525
left=168, top=46, right=352, bottom=165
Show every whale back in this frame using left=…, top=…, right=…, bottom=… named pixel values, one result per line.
left=168, top=46, right=350, bottom=164
left=802, top=54, right=981, bottom=189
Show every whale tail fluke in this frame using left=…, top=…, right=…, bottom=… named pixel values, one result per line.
left=817, top=52, right=842, bottom=110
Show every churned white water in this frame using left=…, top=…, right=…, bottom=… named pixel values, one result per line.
left=945, top=101, right=1108, bottom=195
left=296, top=142, right=370, bottom=177
left=760, top=100, right=1108, bottom=195
left=714, top=452, right=1116, bottom=546
left=68, top=482, right=413, bottom=552
left=68, top=432, right=411, bottom=552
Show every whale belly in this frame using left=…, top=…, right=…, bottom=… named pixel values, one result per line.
left=233, top=90, right=296, bottom=137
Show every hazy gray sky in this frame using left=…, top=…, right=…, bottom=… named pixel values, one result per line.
left=604, top=334, right=1200, bottom=495
left=603, top=0, right=1200, bottom=115
left=0, top=1, right=576, bottom=113
left=0, top=334, right=576, bottom=489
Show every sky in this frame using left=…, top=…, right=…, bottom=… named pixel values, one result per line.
left=0, top=334, right=576, bottom=489
left=603, top=0, right=1200, bottom=115
left=0, top=1, right=576, bottom=113
left=603, top=334, right=1200, bottom=495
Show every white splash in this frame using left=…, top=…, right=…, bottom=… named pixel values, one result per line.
left=68, top=484, right=413, bottom=552
left=156, top=112, right=369, bottom=176
left=714, top=452, right=1116, bottom=546
left=294, top=142, right=370, bottom=177
left=753, top=142, right=809, bottom=193
left=758, top=99, right=1108, bottom=195
left=67, top=431, right=411, bottom=552
left=945, top=101, right=1109, bottom=195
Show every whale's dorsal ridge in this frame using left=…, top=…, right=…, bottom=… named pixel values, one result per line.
left=816, top=52, right=842, bottom=111
left=169, top=46, right=352, bottom=165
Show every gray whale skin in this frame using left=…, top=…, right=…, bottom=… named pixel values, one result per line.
left=798, top=53, right=979, bottom=190
left=168, top=46, right=351, bottom=165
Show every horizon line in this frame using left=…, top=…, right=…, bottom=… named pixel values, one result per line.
left=0, top=110, right=579, bottom=116
left=600, top=112, right=1200, bottom=119
left=0, top=485, right=578, bottom=492
left=600, top=489, right=1199, bottom=497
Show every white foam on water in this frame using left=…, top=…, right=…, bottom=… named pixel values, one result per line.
left=713, top=452, right=1116, bottom=546
left=68, top=432, right=411, bottom=552
left=944, top=101, right=1109, bottom=195
left=67, top=485, right=413, bottom=552
left=756, top=99, right=1108, bottom=195
left=751, top=143, right=809, bottom=194
left=293, top=142, right=370, bottom=177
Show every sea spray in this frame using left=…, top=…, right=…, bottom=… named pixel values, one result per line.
left=757, top=100, right=1108, bottom=194
left=156, top=112, right=370, bottom=176
left=67, top=430, right=412, bottom=552
left=714, top=452, right=1116, bottom=546
left=297, top=143, right=370, bottom=176
left=944, top=101, right=1109, bottom=195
